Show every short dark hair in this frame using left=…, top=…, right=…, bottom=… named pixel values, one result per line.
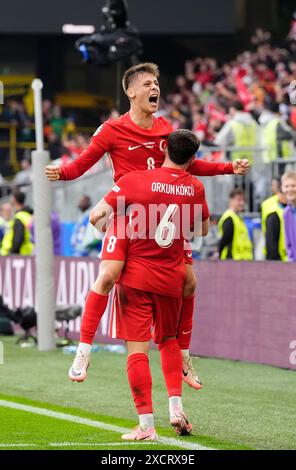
left=229, top=188, right=245, bottom=199
left=167, top=129, right=200, bottom=165
left=122, top=62, right=159, bottom=94
left=13, top=190, right=26, bottom=205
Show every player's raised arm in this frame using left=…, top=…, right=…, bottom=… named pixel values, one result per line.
left=45, top=123, right=114, bottom=182
left=188, top=158, right=250, bottom=176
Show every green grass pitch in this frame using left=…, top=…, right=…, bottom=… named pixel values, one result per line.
left=0, top=336, right=295, bottom=450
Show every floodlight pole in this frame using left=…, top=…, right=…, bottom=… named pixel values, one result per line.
left=31, top=79, right=55, bottom=351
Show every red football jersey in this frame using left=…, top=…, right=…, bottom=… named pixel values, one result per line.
left=59, top=112, right=234, bottom=182
left=105, top=167, right=209, bottom=297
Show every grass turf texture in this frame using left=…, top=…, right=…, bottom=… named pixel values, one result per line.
left=0, top=336, right=295, bottom=450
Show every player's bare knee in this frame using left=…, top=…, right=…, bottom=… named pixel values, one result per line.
left=127, top=341, right=150, bottom=355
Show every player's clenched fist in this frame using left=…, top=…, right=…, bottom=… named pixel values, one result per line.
left=232, top=159, right=250, bottom=176
left=45, top=165, right=61, bottom=181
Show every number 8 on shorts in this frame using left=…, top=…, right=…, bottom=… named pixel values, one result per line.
left=106, top=236, right=117, bottom=253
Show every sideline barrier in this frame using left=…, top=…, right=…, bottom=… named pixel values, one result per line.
left=192, top=261, right=296, bottom=370
left=0, top=256, right=295, bottom=369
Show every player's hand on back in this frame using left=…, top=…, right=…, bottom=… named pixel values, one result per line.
left=232, top=159, right=250, bottom=176
left=45, top=165, right=61, bottom=181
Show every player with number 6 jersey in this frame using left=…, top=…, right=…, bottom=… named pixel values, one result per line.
left=104, top=167, right=209, bottom=299
left=100, top=129, right=210, bottom=439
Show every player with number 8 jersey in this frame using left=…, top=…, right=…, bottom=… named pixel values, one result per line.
left=59, top=112, right=172, bottom=182
left=58, top=109, right=235, bottom=183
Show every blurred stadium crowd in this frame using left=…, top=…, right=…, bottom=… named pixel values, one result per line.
left=1, top=28, right=296, bottom=168
left=1, top=28, right=296, bottom=261
left=160, top=28, right=296, bottom=142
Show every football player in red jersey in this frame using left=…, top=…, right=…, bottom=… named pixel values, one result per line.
left=45, top=63, right=249, bottom=386
left=94, top=129, right=209, bottom=439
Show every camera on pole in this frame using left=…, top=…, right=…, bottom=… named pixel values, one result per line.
left=75, top=0, right=142, bottom=66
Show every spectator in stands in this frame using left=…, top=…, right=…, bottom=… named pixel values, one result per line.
left=57, top=134, right=91, bottom=167
left=1, top=191, right=33, bottom=256
left=42, top=99, right=53, bottom=121
left=47, top=132, right=64, bottom=161
left=282, top=171, right=296, bottom=262
left=13, top=158, right=32, bottom=188
left=218, top=189, right=253, bottom=260
left=251, top=28, right=271, bottom=47
left=261, top=185, right=288, bottom=261
left=259, top=101, right=296, bottom=163
left=75, top=134, right=90, bottom=155
left=50, top=105, right=66, bottom=137
left=0, top=171, right=9, bottom=196
left=288, top=12, right=296, bottom=43
left=71, top=195, right=102, bottom=257
left=0, top=202, right=13, bottom=246
left=1, top=99, right=27, bottom=125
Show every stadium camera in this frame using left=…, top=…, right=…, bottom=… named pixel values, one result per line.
left=75, top=0, right=142, bottom=66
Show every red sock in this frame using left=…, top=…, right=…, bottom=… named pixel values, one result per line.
left=159, top=339, right=182, bottom=397
left=79, top=290, right=109, bottom=344
left=177, top=296, right=194, bottom=350
left=127, top=353, right=153, bottom=415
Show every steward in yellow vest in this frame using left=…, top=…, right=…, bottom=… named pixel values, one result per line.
left=230, top=119, right=257, bottom=163
left=1, top=191, right=33, bottom=256
left=261, top=193, right=288, bottom=261
left=218, top=189, right=253, bottom=260
left=259, top=103, right=295, bottom=163
left=214, top=102, right=257, bottom=164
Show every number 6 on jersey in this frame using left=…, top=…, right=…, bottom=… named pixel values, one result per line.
left=155, top=204, right=178, bottom=248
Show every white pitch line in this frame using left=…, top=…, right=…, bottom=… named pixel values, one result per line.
left=50, top=442, right=158, bottom=447
left=0, top=442, right=157, bottom=448
left=0, top=444, right=37, bottom=447
left=0, top=399, right=215, bottom=451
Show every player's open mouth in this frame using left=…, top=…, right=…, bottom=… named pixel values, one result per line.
left=149, top=95, right=158, bottom=103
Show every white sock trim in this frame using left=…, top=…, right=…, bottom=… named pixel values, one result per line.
left=181, top=349, right=190, bottom=357
left=78, top=342, right=91, bottom=355
left=139, top=413, right=154, bottom=430
left=169, top=396, right=183, bottom=416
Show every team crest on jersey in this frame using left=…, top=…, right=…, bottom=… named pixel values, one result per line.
left=93, top=125, right=103, bottom=136
left=159, top=139, right=167, bottom=152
